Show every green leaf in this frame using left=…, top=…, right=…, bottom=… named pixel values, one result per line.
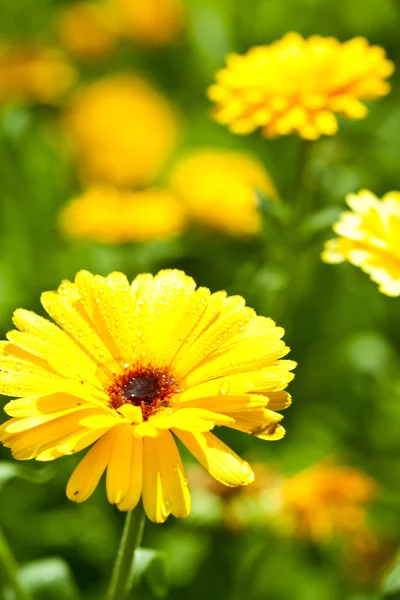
left=382, top=553, right=400, bottom=598
left=5, top=558, right=79, bottom=600
left=129, top=548, right=168, bottom=599
left=0, top=461, right=53, bottom=492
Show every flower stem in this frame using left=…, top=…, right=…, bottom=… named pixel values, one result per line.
left=0, top=527, right=31, bottom=600
left=106, top=505, right=146, bottom=600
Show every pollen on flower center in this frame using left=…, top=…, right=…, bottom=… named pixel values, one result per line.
left=108, top=365, right=179, bottom=420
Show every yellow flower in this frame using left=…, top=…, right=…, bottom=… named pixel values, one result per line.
left=208, top=33, right=394, bottom=140
left=0, top=44, right=75, bottom=105
left=56, top=2, right=117, bottom=60
left=109, top=0, right=184, bottom=46
left=0, top=270, right=295, bottom=522
left=59, top=186, right=187, bottom=244
left=322, top=190, right=400, bottom=296
left=169, top=149, right=277, bottom=235
left=281, top=462, right=377, bottom=542
left=64, top=75, right=178, bottom=186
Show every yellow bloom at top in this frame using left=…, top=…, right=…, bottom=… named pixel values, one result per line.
left=208, top=33, right=394, bottom=140
left=322, top=190, right=400, bottom=296
left=110, top=0, right=184, bottom=46
left=0, top=44, right=75, bottom=105
left=56, top=2, right=118, bottom=60
left=281, top=462, right=376, bottom=542
left=0, top=269, right=295, bottom=522
left=169, top=149, right=277, bottom=235
left=64, top=75, right=178, bottom=186
left=59, top=186, right=187, bottom=244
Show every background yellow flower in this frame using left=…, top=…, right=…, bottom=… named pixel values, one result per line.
left=322, top=190, right=400, bottom=296
left=169, top=149, right=277, bottom=235
left=64, top=75, right=178, bottom=186
left=59, top=186, right=187, bottom=243
left=209, top=33, right=394, bottom=139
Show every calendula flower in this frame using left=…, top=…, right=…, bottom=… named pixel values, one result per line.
left=0, top=44, right=75, bottom=105
left=0, top=270, right=295, bottom=522
left=281, top=462, right=376, bottom=542
left=208, top=33, right=394, bottom=140
left=169, top=149, right=277, bottom=235
left=64, top=75, right=178, bottom=186
left=110, top=0, right=183, bottom=46
left=322, top=190, right=400, bottom=296
left=56, top=2, right=117, bottom=60
left=59, top=186, right=187, bottom=244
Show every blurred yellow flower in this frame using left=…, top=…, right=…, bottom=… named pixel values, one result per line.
left=59, top=186, right=187, bottom=244
left=322, top=190, right=400, bottom=296
left=64, top=75, right=178, bottom=186
left=281, top=462, right=376, bottom=542
left=0, top=44, right=75, bottom=105
left=0, top=269, right=295, bottom=522
left=208, top=33, right=394, bottom=140
left=169, top=149, right=277, bottom=235
left=110, top=0, right=184, bottom=46
left=56, top=2, right=117, bottom=60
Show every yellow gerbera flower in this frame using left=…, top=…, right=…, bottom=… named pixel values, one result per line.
left=0, top=44, right=75, bottom=105
left=322, top=190, right=400, bottom=296
left=64, top=75, right=178, bottom=187
left=110, top=0, right=184, bottom=46
left=59, top=186, right=187, bottom=244
left=169, top=149, right=277, bottom=235
left=208, top=33, right=394, bottom=140
left=0, top=270, right=295, bottom=522
left=56, top=2, right=118, bottom=60
left=281, top=462, right=376, bottom=543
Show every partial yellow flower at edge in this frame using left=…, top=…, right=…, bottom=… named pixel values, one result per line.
left=60, top=186, right=187, bottom=244
left=208, top=33, right=394, bottom=140
left=322, top=190, right=400, bottom=296
left=0, top=44, right=75, bottom=105
left=0, top=269, right=295, bottom=522
left=281, top=462, right=377, bottom=543
left=64, top=74, right=178, bottom=187
left=109, top=0, right=184, bottom=46
left=169, top=149, right=277, bottom=235
left=56, top=2, right=118, bottom=60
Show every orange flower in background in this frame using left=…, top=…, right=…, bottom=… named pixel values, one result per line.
left=281, top=462, right=377, bottom=543
left=0, top=270, right=295, bottom=522
left=60, top=186, right=187, bottom=244
left=169, top=149, right=277, bottom=235
left=0, top=44, right=75, bottom=105
left=110, top=0, right=184, bottom=46
left=322, top=190, right=400, bottom=296
left=64, top=75, right=178, bottom=186
left=209, top=33, right=394, bottom=139
left=56, top=2, right=118, bottom=60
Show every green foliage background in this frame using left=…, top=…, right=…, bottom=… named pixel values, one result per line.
left=1, top=0, right=400, bottom=598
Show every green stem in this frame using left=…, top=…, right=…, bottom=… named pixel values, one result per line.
left=106, top=505, right=146, bottom=600
left=0, top=527, right=31, bottom=600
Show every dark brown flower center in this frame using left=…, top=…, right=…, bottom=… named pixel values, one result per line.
left=108, top=365, right=179, bottom=420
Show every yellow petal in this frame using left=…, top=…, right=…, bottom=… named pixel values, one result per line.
left=148, top=407, right=233, bottom=432
left=117, top=434, right=143, bottom=511
left=173, top=430, right=254, bottom=487
left=157, top=430, right=191, bottom=518
left=142, top=434, right=171, bottom=523
left=66, top=428, right=117, bottom=502
left=4, top=393, right=89, bottom=417
left=106, top=424, right=133, bottom=504
left=175, top=393, right=268, bottom=412
left=225, top=408, right=285, bottom=440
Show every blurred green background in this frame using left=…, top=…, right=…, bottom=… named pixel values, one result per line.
left=1, top=0, right=400, bottom=598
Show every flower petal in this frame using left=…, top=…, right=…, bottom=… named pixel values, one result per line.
left=106, top=424, right=133, bottom=504
left=117, top=434, right=143, bottom=511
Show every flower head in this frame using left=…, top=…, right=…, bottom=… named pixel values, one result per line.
left=59, top=186, right=187, bottom=244
left=64, top=75, right=178, bottom=186
left=322, top=190, right=400, bottom=296
left=110, top=0, right=184, bottom=46
left=208, top=33, right=394, bottom=140
left=281, top=462, right=377, bottom=542
left=169, top=149, right=277, bottom=235
left=0, top=44, right=75, bottom=105
left=0, top=270, right=295, bottom=522
left=56, top=2, right=118, bottom=60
